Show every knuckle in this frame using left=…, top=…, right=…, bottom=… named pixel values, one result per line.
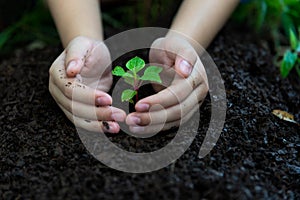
left=164, top=39, right=174, bottom=52
left=140, top=114, right=151, bottom=125
left=173, top=107, right=181, bottom=118
left=64, top=86, right=73, bottom=99
left=172, top=87, right=185, bottom=100
left=65, top=101, right=72, bottom=112
left=181, top=49, right=197, bottom=64
left=96, top=107, right=111, bottom=120
left=152, top=37, right=163, bottom=47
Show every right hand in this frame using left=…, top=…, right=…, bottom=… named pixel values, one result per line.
left=126, top=36, right=208, bottom=134
left=49, top=36, right=126, bottom=133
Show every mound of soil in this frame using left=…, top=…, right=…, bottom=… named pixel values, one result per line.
left=0, top=25, right=299, bottom=199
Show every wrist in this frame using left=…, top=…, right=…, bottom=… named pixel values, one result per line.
left=62, top=33, right=104, bottom=48
left=166, top=30, right=203, bottom=54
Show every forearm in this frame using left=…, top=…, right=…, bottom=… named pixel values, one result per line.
left=46, top=0, right=103, bottom=47
left=169, top=0, right=239, bottom=49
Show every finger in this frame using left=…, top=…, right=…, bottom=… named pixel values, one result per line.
left=149, top=38, right=174, bottom=68
left=135, top=59, right=207, bottom=112
left=50, top=60, right=112, bottom=106
left=169, top=43, right=197, bottom=78
left=65, top=37, right=112, bottom=80
left=127, top=83, right=206, bottom=126
left=174, top=56, right=194, bottom=78
left=129, top=104, right=199, bottom=135
left=79, top=42, right=111, bottom=79
left=49, top=82, right=126, bottom=122
left=65, top=36, right=94, bottom=77
left=152, top=37, right=197, bottom=78
left=57, top=102, right=120, bottom=134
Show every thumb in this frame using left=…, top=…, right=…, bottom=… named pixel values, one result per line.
left=164, top=37, right=197, bottom=78
left=174, top=56, right=193, bottom=78
left=64, top=36, right=92, bottom=77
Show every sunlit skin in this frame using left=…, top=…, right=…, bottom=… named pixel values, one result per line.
left=47, top=0, right=239, bottom=133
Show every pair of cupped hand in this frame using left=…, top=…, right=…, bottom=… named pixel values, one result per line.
left=49, top=36, right=208, bottom=135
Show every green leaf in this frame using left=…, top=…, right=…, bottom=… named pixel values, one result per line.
left=0, top=25, right=17, bottom=49
left=123, top=73, right=135, bottom=86
left=295, top=64, right=300, bottom=78
left=296, top=42, right=300, bottom=53
left=140, top=66, right=162, bottom=83
left=124, top=77, right=134, bottom=86
left=144, top=66, right=163, bottom=74
left=280, top=50, right=298, bottom=78
left=123, top=72, right=133, bottom=78
left=255, top=0, right=267, bottom=31
left=121, top=89, right=137, bottom=102
left=112, top=66, right=125, bottom=76
left=283, top=0, right=300, bottom=7
left=265, top=0, right=281, bottom=9
left=126, top=56, right=145, bottom=73
left=0, top=30, right=11, bottom=49
left=289, top=29, right=298, bottom=50
left=123, top=72, right=135, bottom=86
left=281, top=14, right=296, bottom=40
left=141, top=73, right=162, bottom=83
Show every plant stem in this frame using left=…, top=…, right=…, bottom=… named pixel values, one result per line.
left=133, top=71, right=139, bottom=103
left=135, top=90, right=138, bottom=102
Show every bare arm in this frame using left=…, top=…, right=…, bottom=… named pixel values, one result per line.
left=47, top=0, right=127, bottom=133
left=46, top=0, right=103, bottom=47
left=170, top=0, right=239, bottom=49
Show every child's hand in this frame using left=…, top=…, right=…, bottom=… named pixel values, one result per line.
left=49, top=36, right=126, bottom=133
left=126, top=36, right=209, bottom=134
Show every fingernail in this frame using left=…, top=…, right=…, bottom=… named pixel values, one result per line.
left=111, top=113, right=125, bottom=122
left=102, top=122, right=118, bottom=134
left=127, top=116, right=141, bottom=125
left=136, top=103, right=149, bottom=112
left=67, top=60, right=77, bottom=74
left=96, top=97, right=107, bottom=105
left=130, top=126, right=145, bottom=133
left=179, top=60, right=192, bottom=76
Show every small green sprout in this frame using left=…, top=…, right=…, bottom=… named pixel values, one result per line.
left=112, top=56, right=162, bottom=103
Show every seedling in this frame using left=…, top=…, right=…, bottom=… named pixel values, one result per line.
left=112, top=56, right=162, bottom=103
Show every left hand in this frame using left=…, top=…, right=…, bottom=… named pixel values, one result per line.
left=126, top=36, right=209, bottom=134
left=49, top=36, right=126, bottom=133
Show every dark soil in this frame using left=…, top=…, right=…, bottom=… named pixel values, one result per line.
left=0, top=25, right=299, bottom=200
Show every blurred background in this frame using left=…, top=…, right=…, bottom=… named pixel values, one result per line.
left=0, top=0, right=299, bottom=79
